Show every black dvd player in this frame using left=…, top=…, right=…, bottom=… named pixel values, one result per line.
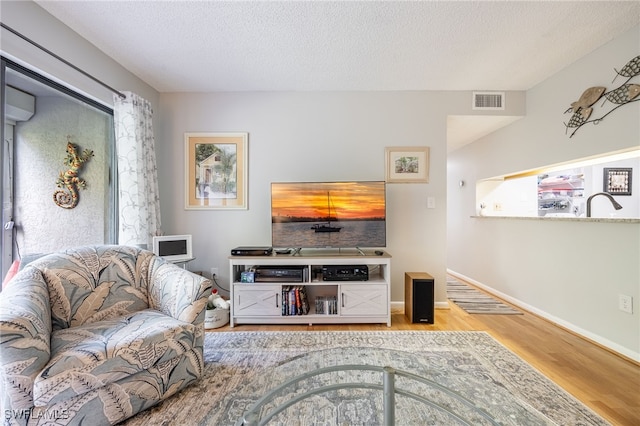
left=254, top=265, right=307, bottom=282
left=231, top=246, right=273, bottom=256
left=322, top=265, right=368, bottom=281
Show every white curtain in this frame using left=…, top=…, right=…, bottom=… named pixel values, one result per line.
left=113, top=92, right=161, bottom=249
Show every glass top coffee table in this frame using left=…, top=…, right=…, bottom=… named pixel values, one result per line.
left=236, top=346, right=551, bottom=425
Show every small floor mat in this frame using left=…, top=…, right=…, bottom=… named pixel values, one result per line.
left=447, top=279, right=523, bottom=315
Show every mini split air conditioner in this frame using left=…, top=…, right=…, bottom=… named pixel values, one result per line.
left=6, top=86, right=35, bottom=123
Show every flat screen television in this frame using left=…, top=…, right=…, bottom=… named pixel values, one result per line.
left=271, top=181, right=386, bottom=249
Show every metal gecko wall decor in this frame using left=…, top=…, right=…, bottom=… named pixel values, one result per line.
left=53, top=137, right=94, bottom=209
left=564, top=55, right=640, bottom=138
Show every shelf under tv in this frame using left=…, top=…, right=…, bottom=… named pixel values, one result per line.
left=229, top=251, right=391, bottom=327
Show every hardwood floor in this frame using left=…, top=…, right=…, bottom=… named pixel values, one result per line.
left=210, top=285, right=640, bottom=426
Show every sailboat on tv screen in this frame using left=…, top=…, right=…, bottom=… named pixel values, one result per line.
left=310, top=192, right=342, bottom=233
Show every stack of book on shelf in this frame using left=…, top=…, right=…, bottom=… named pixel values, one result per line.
left=282, top=286, right=310, bottom=316
left=315, top=296, right=338, bottom=315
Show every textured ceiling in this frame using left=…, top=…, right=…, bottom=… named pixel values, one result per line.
left=31, top=1, right=640, bottom=148
left=35, top=1, right=639, bottom=92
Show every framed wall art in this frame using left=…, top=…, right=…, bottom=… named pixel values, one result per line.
left=185, top=132, right=248, bottom=209
left=385, top=146, right=430, bottom=183
left=603, top=167, right=632, bottom=196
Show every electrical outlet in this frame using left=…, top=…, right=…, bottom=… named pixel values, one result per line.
left=618, top=294, right=633, bottom=314
left=210, top=268, right=218, bottom=278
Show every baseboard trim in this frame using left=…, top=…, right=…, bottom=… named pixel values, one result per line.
left=447, top=269, right=640, bottom=365
left=435, top=301, right=450, bottom=309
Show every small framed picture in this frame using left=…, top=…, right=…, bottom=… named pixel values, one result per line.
left=385, top=146, right=430, bottom=183
left=603, top=168, right=632, bottom=196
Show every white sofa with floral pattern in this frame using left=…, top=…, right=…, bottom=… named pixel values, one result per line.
left=0, top=245, right=212, bottom=425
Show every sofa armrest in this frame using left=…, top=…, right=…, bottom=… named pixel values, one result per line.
left=147, top=259, right=212, bottom=325
left=0, top=266, right=52, bottom=412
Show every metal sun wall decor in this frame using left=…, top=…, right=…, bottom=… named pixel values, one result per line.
left=564, top=55, right=640, bottom=138
left=53, top=136, right=94, bottom=209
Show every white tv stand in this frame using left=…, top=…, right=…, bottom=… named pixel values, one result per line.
left=229, top=249, right=391, bottom=327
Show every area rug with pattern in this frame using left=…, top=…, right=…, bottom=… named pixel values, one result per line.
left=122, top=331, right=606, bottom=426
left=447, top=278, right=523, bottom=315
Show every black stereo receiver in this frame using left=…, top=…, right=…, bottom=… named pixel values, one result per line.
left=322, top=265, right=368, bottom=281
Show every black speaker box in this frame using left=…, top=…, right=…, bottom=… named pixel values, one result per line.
left=404, top=272, right=434, bottom=324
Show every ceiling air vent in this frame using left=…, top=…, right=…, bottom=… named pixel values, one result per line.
left=473, top=92, right=505, bottom=111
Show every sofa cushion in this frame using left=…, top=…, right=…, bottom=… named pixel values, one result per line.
left=33, top=309, right=196, bottom=406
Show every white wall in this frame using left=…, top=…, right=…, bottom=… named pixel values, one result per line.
left=156, top=92, right=450, bottom=303
left=448, top=25, right=640, bottom=360
left=15, top=96, right=111, bottom=254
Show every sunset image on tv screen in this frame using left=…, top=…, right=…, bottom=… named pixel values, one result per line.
left=271, top=181, right=386, bottom=248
